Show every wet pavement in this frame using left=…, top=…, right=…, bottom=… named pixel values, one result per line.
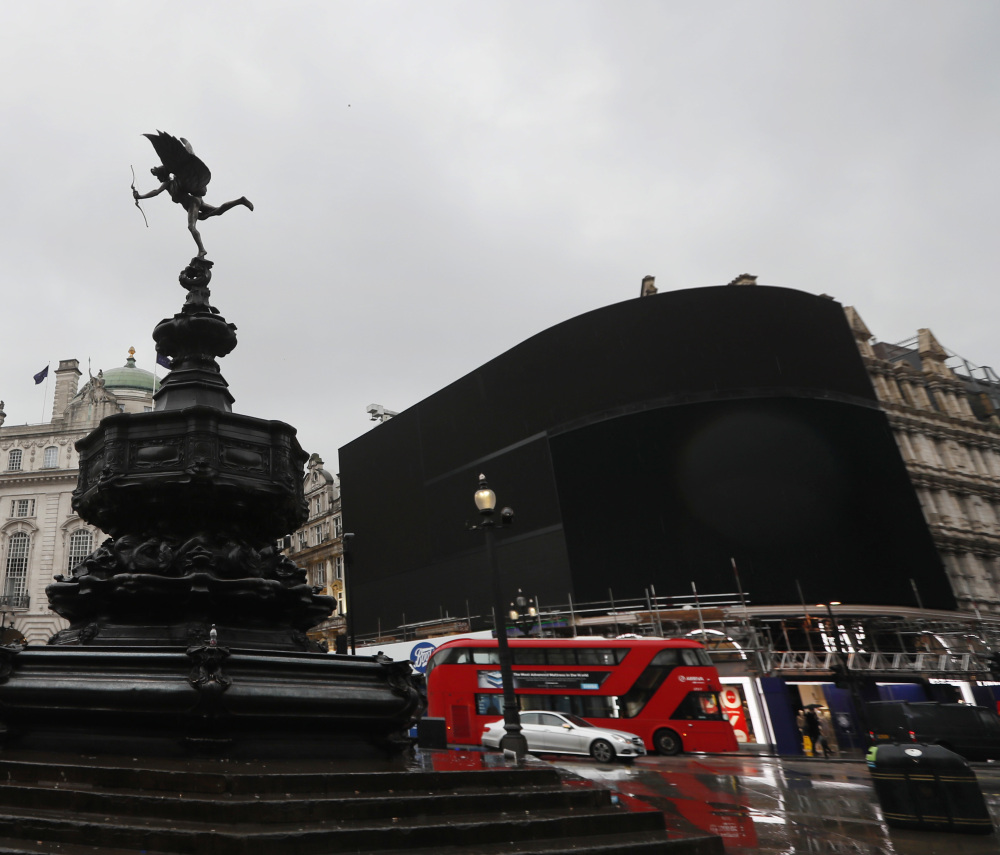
left=545, top=752, right=1000, bottom=854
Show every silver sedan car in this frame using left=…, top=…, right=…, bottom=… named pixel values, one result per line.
left=481, top=711, right=647, bottom=762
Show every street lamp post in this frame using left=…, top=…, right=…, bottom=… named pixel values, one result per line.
left=470, top=474, right=527, bottom=760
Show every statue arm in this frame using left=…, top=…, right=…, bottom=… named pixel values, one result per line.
left=134, top=182, right=168, bottom=201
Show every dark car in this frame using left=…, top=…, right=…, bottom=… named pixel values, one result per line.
left=866, top=701, right=1000, bottom=761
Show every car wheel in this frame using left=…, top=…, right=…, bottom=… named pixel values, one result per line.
left=654, top=728, right=682, bottom=756
left=590, top=738, right=615, bottom=763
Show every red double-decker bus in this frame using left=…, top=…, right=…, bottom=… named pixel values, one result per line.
left=425, top=637, right=737, bottom=755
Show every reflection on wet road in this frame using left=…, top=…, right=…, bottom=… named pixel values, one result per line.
left=551, top=753, right=1000, bottom=854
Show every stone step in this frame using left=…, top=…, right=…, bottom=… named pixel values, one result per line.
left=0, top=756, right=559, bottom=796
left=0, top=780, right=610, bottom=824
left=369, top=830, right=725, bottom=854
left=0, top=805, right=668, bottom=855
left=0, top=840, right=175, bottom=855
left=0, top=827, right=724, bottom=855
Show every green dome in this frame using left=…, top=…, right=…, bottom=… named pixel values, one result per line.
left=101, top=357, right=161, bottom=393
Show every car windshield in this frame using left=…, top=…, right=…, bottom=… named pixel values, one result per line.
left=562, top=714, right=593, bottom=728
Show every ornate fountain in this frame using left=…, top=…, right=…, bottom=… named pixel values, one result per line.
left=0, top=135, right=419, bottom=757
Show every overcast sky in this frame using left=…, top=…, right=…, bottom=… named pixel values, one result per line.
left=1, top=1, right=997, bottom=471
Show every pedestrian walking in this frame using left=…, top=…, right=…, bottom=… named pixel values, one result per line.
left=803, top=707, right=824, bottom=756
left=816, top=710, right=835, bottom=757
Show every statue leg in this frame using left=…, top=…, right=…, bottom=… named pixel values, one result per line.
left=199, top=198, right=254, bottom=220
left=188, top=200, right=208, bottom=258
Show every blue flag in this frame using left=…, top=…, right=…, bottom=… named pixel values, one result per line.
left=33, top=365, right=49, bottom=385
left=156, top=353, right=172, bottom=370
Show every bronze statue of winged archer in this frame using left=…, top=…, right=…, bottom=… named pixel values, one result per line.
left=133, top=131, right=253, bottom=258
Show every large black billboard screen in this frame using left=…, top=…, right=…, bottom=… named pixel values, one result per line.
left=341, top=285, right=952, bottom=636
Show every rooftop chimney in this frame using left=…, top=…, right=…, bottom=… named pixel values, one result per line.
left=52, top=359, right=82, bottom=421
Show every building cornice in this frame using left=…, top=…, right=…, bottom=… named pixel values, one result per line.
left=930, top=528, right=1000, bottom=557
left=906, top=468, right=1000, bottom=500
left=292, top=540, right=344, bottom=562
left=0, top=470, right=80, bottom=487
left=884, top=407, right=1000, bottom=442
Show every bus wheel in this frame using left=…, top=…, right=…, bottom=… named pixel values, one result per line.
left=590, top=738, right=615, bottom=763
left=654, top=728, right=682, bottom=756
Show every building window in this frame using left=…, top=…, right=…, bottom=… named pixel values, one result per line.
left=334, top=555, right=345, bottom=581
left=12, top=499, right=34, bottom=518
left=67, top=529, right=93, bottom=571
left=333, top=515, right=343, bottom=537
left=42, top=446, right=58, bottom=469
left=321, top=522, right=330, bottom=541
left=6, top=449, right=22, bottom=471
left=310, top=524, right=322, bottom=545
left=298, top=531, right=308, bottom=550
left=313, top=564, right=327, bottom=587
left=4, top=532, right=29, bottom=602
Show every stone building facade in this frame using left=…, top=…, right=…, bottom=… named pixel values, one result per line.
left=0, top=352, right=160, bottom=643
left=284, top=453, right=346, bottom=649
left=847, top=308, right=1000, bottom=614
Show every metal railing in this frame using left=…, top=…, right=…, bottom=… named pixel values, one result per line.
left=772, top=648, right=987, bottom=676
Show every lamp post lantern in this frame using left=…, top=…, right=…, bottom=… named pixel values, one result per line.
left=509, top=589, right=538, bottom=636
left=470, top=474, right=527, bottom=760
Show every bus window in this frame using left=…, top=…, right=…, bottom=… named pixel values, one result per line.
left=617, top=649, right=679, bottom=717
left=671, top=692, right=725, bottom=721
left=476, top=694, right=505, bottom=716
left=680, top=648, right=713, bottom=667
left=512, top=648, right=546, bottom=665
left=471, top=649, right=499, bottom=665
left=577, top=648, right=628, bottom=666
left=425, top=646, right=470, bottom=677
left=509, top=647, right=628, bottom=666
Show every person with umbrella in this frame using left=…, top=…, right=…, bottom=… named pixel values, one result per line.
left=803, top=704, right=832, bottom=757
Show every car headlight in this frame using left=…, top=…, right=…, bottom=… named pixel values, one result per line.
left=612, top=735, right=631, bottom=743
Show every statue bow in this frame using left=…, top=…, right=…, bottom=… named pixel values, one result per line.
left=130, top=165, right=149, bottom=228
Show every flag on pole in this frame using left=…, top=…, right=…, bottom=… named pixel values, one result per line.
left=156, top=353, right=172, bottom=370
left=33, top=365, right=49, bottom=385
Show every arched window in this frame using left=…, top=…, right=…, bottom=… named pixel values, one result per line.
left=67, top=529, right=93, bottom=572
left=4, top=532, right=29, bottom=603
left=43, top=446, right=58, bottom=468
left=6, top=449, right=22, bottom=471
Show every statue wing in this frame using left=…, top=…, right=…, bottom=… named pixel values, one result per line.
left=143, top=131, right=212, bottom=197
